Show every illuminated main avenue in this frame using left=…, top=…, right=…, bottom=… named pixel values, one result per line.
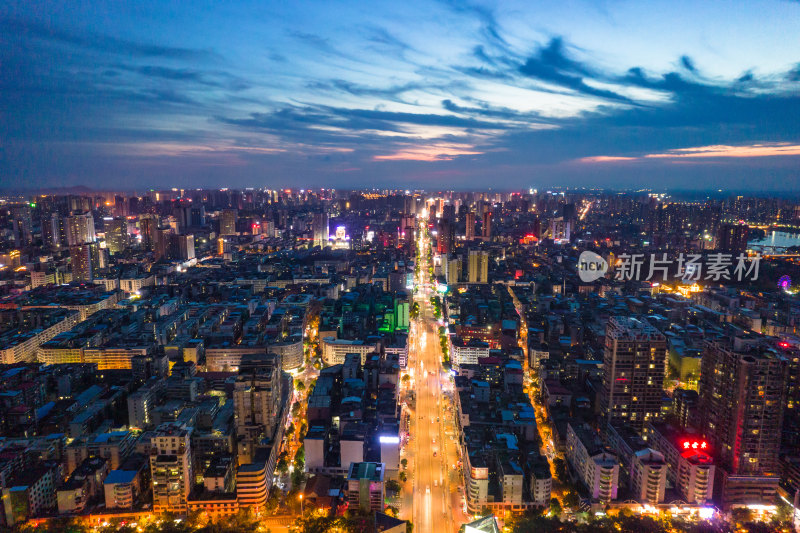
left=407, top=215, right=467, bottom=533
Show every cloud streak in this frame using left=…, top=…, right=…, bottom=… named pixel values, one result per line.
left=579, top=143, right=800, bottom=163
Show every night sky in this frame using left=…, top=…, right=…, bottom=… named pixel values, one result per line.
left=2, top=0, right=799, bottom=191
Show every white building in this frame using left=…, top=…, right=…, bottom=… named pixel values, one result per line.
left=449, top=337, right=490, bottom=368
left=499, top=459, right=524, bottom=507
left=530, top=458, right=552, bottom=506
left=84, top=345, right=152, bottom=370
left=340, top=436, right=365, bottom=471
left=630, top=449, right=667, bottom=504
left=465, top=454, right=489, bottom=514
left=270, top=338, right=304, bottom=371
left=150, top=424, right=193, bottom=513
left=321, top=337, right=376, bottom=365
left=65, top=212, right=95, bottom=246
left=647, top=423, right=715, bottom=504
left=566, top=423, right=619, bottom=503
left=467, top=249, right=489, bottom=283
left=128, top=385, right=160, bottom=429
left=237, top=461, right=268, bottom=509
left=1, top=309, right=79, bottom=364
left=379, top=434, right=400, bottom=478
left=304, top=425, right=327, bottom=473
left=104, top=470, right=141, bottom=509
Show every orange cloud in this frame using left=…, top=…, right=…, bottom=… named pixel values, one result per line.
left=581, top=143, right=800, bottom=163
left=644, top=143, right=800, bottom=159
left=578, top=155, right=637, bottom=163
left=373, top=143, right=482, bottom=162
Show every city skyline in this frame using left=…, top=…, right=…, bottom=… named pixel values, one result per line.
left=3, top=0, right=800, bottom=191
left=2, top=189, right=800, bottom=531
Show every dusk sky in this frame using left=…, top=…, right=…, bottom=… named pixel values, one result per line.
left=2, top=0, right=800, bottom=191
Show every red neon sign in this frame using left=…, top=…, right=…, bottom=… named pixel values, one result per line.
left=681, top=439, right=708, bottom=451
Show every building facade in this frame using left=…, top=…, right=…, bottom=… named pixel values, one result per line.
left=600, top=317, right=667, bottom=430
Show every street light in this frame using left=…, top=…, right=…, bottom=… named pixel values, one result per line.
left=299, top=493, right=304, bottom=515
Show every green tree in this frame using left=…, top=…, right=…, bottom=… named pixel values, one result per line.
left=291, top=468, right=305, bottom=489
left=276, top=456, right=289, bottom=475
left=549, top=497, right=561, bottom=517
left=553, top=458, right=568, bottom=481
left=563, top=490, right=580, bottom=509
left=385, top=479, right=402, bottom=493
left=265, top=488, right=281, bottom=514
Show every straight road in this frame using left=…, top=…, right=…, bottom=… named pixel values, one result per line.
left=409, top=217, right=468, bottom=533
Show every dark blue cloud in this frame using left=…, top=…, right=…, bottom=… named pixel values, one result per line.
left=680, top=55, right=699, bottom=74
left=519, top=38, right=636, bottom=103
left=218, top=104, right=509, bottom=138
left=622, top=67, right=710, bottom=94
left=0, top=17, right=217, bottom=60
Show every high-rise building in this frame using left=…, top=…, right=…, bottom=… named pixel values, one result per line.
left=106, top=218, right=128, bottom=254
left=562, top=203, right=577, bottom=222
left=647, top=422, right=715, bottom=505
left=437, top=220, right=455, bottom=254
left=11, top=204, right=33, bottom=246
left=113, top=196, right=127, bottom=217
left=220, top=209, right=238, bottom=236
left=443, top=254, right=461, bottom=284
left=233, top=353, right=283, bottom=462
left=312, top=211, right=329, bottom=247
left=565, top=423, right=619, bottom=503
left=482, top=211, right=492, bottom=241
left=172, top=202, right=193, bottom=234
left=169, top=234, right=195, bottom=261
left=465, top=212, right=475, bottom=241
left=90, top=241, right=106, bottom=271
left=550, top=217, right=571, bottom=243
left=150, top=227, right=169, bottom=260
left=190, top=206, right=206, bottom=228
left=630, top=449, right=668, bottom=504
left=715, top=223, right=749, bottom=253
left=698, top=339, right=786, bottom=506
left=42, top=212, right=63, bottom=250
left=65, top=212, right=95, bottom=246
left=69, top=244, right=94, bottom=282
left=442, top=204, right=455, bottom=223
left=150, top=424, right=193, bottom=513
left=600, top=317, right=667, bottom=430
left=467, top=249, right=488, bottom=283
left=139, top=215, right=157, bottom=251
left=260, top=220, right=275, bottom=238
